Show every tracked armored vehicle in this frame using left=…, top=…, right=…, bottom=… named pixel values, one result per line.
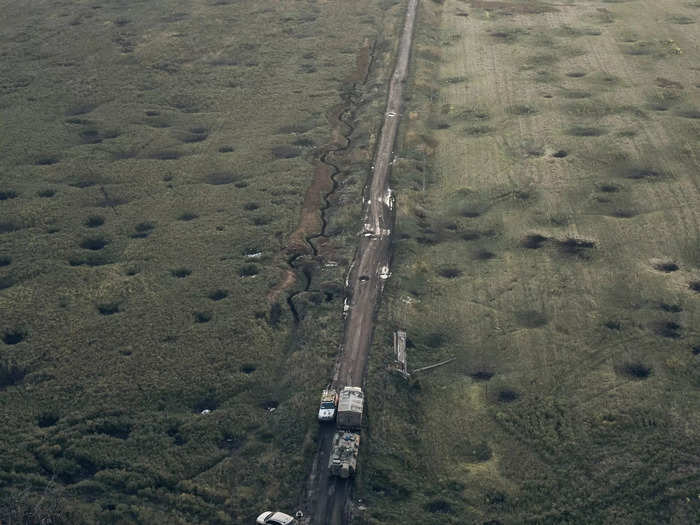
left=328, top=431, right=360, bottom=478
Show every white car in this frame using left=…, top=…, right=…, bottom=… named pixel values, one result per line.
left=256, top=511, right=298, bottom=525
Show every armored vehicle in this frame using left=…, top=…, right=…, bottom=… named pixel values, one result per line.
left=328, top=431, right=360, bottom=478
left=336, top=386, right=363, bottom=429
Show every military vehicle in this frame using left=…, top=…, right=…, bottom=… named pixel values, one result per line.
left=336, top=386, right=363, bottom=429
left=256, top=511, right=297, bottom=525
left=318, top=388, right=338, bottom=422
left=328, top=431, right=360, bottom=478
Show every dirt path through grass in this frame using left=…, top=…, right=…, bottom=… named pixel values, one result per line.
left=302, top=2, right=420, bottom=523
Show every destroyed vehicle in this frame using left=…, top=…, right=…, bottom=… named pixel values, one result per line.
left=318, top=388, right=338, bottom=422
left=328, top=431, right=360, bottom=478
left=256, top=511, right=298, bottom=525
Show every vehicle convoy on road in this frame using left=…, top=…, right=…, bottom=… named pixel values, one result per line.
left=318, top=388, right=338, bottom=422
left=256, top=511, right=298, bottom=525
left=328, top=386, right=364, bottom=478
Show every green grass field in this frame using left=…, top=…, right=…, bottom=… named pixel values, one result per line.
left=0, top=0, right=407, bottom=522
left=355, top=0, right=700, bottom=524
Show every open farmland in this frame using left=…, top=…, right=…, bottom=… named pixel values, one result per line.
left=357, top=0, right=700, bottom=524
left=0, top=0, right=409, bottom=523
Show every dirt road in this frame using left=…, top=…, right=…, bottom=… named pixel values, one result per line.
left=303, top=1, right=419, bottom=523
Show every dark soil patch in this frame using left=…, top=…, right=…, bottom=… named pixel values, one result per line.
left=0, top=360, right=26, bottom=389
left=145, top=110, right=160, bottom=116
left=656, top=321, right=682, bottom=339
left=244, top=202, right=259, bottom=211
left=0, top=190, right=18, bottom=200
left=3, top=329, right=27, bottom=345
left=659, top=303, right=682, bottom=313
left=461, top=209, right=482, bottom=218
left=654, top=262, right=679, bottom=273
left=240, top=264, right=259, bottom=277
left=567, top=126, right=606, bottom=137
left=605, top=320, right=621, bottom=330
left=0, top=256, right=11, bottom=267
left=80, top=237, right=109, bottom=250
left=677, top=109, right=700, bottom=119
left=194, top=311, right=212, bottom=323
left=170, top=267, right=191, bottom=278
left=474, top=249, right=496, bottom=260
left=424, top=500, right=452, bottom=514
left=557, top=237, right=595, bottom=256
left=523, top=233, right=548, bottom=249
left=37, top=189, right=56, bottom=198
left=208, top=289, right=229, bottom=301
left=566, top=71, right=586, bottom=77
left=35, top=156, right=59, bottom=166
left=507, top=104, right=537, bottom=115
left=623, top=168, right=665, bottom=180
left=692, top=346, right=700, bottom=356
left=598, top=183, right=621, bottom=193
left=240, top=363, right=256, bottom=374
left=563, top=90, right=592, bottom=99
left=618, top=362, right=652, bottom=380
left=424, top=332, right=446, bottom=348
left=97, top=303, right=120, bottom=315
left=0, top=276, right=16, bottom=290
left=609, top=209, right=638, bottom=218
left=150, top=150, right=182, bottom=160
left=37, top=412, right=59, bottom=427
left=0, top=222, right=20, bottom=234
left=218, top=146, right=234, bottom=153
left=177, top=212, right=198, bottom=221
left=689, top=281, right=700, bottom=292
left=271, top=145, right=300, bottom=159
left=471, top=370, right=494, bottom=381
left=462, top=231, right=482, bottom=241
left=497, top=389, right=520, bottom=403
left=515, top=310, right=547, bottom=328
left=552, top=150, right=568, bottom=158
left=85, top=215, right=105, bottom=228
left=205, top=172, right=236, bottom=185
left=438, top=267, right=463, bottom=279
left=180, top=132, right=208, bottom=143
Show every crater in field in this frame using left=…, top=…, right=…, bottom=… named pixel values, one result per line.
left=689, top=281, right=700, bottom=292
left=0, top=256, right=11, bottom=266
left=566, top=71, right=587, bottom=78
left=208, top=289, right=229, bottom=301
left=205, top=172, right=236, bottom=185
left=497, top=389, right=520, bottom=403
left=240, top=363, right=256, bottom=374
left=35, top=156, right=59, bottom=166
left=515, top=310, right=547, bottom=328
left=240, top=264, right=259, bottom=277
left=461, top=209, right=482, bottom=218
left=462, top=231, right=482, bottom=241
left=567, top=126, right=606, bottom=137
left=677, top=108, right=700, bottom=119
left=438, top=267, right=462, bottom=279
left=0, top=276, right=16, bottom=290
left=85, top=215, right=105, bottom=228
left=557, top=237, right=595, bottom=256
left=622, top=167, right=665, bottom=180
left=563, top=90, right=592, bottom=99
left=194, top=311, right=212, bottom=323
left=605, top=320, right=621, bottom=330
left=523, top=233, right=548, bottom=249
left=80, top=237, right=109, bottom=250
left=262, top=400, right=279, bottom=410
left=170, top=267, right=191, bottom=278
left=97, top=302, right=120, bottom=315
left=0, top=190, right=18, bottom=200
left=37, top=412, right=59, bottom=428
left=659, top=303, right=682, bottom=313
left=37, top=189, right=56, bottom=198
left=271, top=145, right=300, bottom=159
left=617, top=362, right=652, bottom=380
left=474, top=249, right=496, bottom=260
left=507, top=104, right=537, bottom=116
left=218, top=146, right=234, bottom=153
left=552, top=150, right=568, bottom=158
left=424, top=500, right=452, bottom=514
left=471, top=370, right=494, bottom=381
left=177, top=212, right=198, bottom=221
left=3, top=329, right=27, bottom=345
left=598, top=183, right=621, bottom=193
left=0, top=222, right=20, bottom=234
left=656, top=321, right=682, bottom=339
left=653, top=261, right=679, bottom=273
left=244, top=202, right=259, bottom=211
left=150, top=150, right=182, bottom=160
left=609, top=209, right=638, bottom=218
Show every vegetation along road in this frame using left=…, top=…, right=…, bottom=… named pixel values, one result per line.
left=303, top=1, right=419, bottom=524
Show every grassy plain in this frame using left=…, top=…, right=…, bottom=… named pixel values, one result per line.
left=0, top=0, right=405, bottom=522
left=357, top=0, right=700, bottom=523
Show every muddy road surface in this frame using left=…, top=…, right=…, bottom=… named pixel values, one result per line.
left=303, top=1, right=419, bottom=524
